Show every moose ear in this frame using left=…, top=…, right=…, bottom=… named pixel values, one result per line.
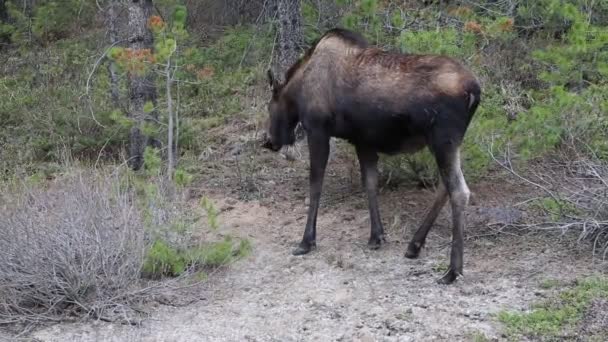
left=267, top=69, right=280, bottom=93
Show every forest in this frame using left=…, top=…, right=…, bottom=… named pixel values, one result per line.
left=0, top=0, right=607, bottom=341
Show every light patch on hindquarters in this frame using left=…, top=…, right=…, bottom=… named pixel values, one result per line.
left=434, top=72, right=462, bottom=96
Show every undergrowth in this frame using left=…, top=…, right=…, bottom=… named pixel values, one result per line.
left=0, top=151, right=251, bottom=324
left=498, top=276, right=608, bottom=341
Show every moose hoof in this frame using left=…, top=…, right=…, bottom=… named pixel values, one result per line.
left=405, top=242, right=422, bottom=259
left=437, top=269, right=462, bottom=285
left=367, top=235, right=384, bottom=250
left=292, top=241, right=316, bottom=256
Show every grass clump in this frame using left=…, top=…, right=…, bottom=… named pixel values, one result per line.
left=142, top=236, right=251, bottom=279
left=498, top=276, right=608, bottom=340
left=135, top=149, right=251, bottom=279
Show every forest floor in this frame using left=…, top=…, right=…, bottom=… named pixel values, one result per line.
left=14, top=122, right=608, bottom=341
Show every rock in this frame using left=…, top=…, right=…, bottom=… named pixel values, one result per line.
left=474, top=206, right=524, bottom=226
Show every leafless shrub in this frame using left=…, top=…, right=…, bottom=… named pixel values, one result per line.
left=0, top=169, right=148, bottom=325
left=489, top=143, right=608, bottom=258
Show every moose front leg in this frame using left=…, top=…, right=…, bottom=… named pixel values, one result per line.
left=293, top=131, right=330, bottom=256
left=356, top=146, right=385, bottom=249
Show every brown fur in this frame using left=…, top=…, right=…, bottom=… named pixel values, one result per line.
left=264, top=28, right=481, bottom=285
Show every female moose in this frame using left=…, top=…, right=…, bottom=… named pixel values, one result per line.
left=263, top=28, right=481, bottom=284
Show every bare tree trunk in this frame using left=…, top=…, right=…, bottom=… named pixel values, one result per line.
left=127, top=0, right=158, bottom=170
left=0, top=0, right=8, bottom=23
left=274, top=0, right=302, bottom=83
left=273, top=0, right=309, bottom=160
left=106, top=0, right=121, bottom=108
left=166, top=56, right=174, bottom=179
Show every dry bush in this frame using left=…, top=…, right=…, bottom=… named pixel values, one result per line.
left=0, top=169, right=148, bottom=324
left=490, top=146, right=608, bottom=258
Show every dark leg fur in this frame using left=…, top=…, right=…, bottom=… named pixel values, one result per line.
left=356, top=146, right=385, bottom=249
left=405, top=183, right=448, bottom=259
left=434, top=147, right=469, bottom=284
left=293, top=130, right=330, bottom=255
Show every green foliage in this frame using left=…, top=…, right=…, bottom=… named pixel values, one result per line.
left=143, top=147, right=162, bottom=175
left=201, top=196, right=219, bottom=231
left=540, top=279, right=562, bottom=290
left=531, top=197, right=582, bottom=221
left=301, top=1, right=321, bottom=44
left=336, top=0, right=386, bottom=44
left=188, top=237, right=233, bottom=267
left=130, top=167, right=251, bottom=279
left=143, top=101, right=155, bottom=114
left=171, top=25, right=271, bottom=152
left=31, top=0, right=95, bottom=42
left=0, top=22, right=15, bottom=43
left=172, top=5, right=187, bottom=31
left=173, top=168, right=193, bottom=187
left=390, top=9, right=404, bottom=29
left=381, top=2, right=608, bottom=186
left=398, top=28, right=477, bottom=58
left=2, top=0, right=607, bottom=187
left=0, top=36, right=127, bottom=175
left=498, top=276, right=608, bottom=339
left=531, top=3, right=608, bottom=87
left=142, top=236, right=252, bottom=278
left=431, top=262, right=449, bottom=274
left=143, top=239, right=187, bottom=277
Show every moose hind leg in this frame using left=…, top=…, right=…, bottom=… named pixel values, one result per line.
left=356, top=146, right=385, bottom=249
left=405, top=183, right=448, bottom=259
left=293, top=131, right=330, bottom=256
left=437, top=148, right=470, bottom=284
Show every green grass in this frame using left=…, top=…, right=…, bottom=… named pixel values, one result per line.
left=431, top=261, right=449, bottom=274
left=498, top=276, right=608, bottom=340
left=142, top=236, right=252, bottom=279
left=539, top=278, right=562, bottom=290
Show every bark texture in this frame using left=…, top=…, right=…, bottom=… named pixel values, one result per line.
left=274, top=0, right=303, bottom=83
left=0, top=0, right=7, bottom=23
left=127, top=0, right=158, bottom=170
left=106, top=0, right=121, bottom=108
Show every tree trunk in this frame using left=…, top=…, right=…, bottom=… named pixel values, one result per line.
left=166, top=57, right=174, bottom=179
left=274, top=0, right=303, bottom=83
left=273, top=0, right=310, bottom=160
left=127, top=0, right=158, bottom=171
left=0, top=0, right=8, bottom=23
left=106, top=0, right=121, bottom=108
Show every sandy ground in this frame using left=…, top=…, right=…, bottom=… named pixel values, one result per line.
left=9, top=136, right=606, bottom=342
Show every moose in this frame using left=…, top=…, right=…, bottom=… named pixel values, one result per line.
left=262, top=28, right=481, bottom=284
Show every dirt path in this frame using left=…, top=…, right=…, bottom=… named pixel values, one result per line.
left=29, top=175, right=603, bottom=342
left=20, top=132, right=606, bottom=341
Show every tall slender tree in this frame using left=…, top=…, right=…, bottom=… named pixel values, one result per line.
left=106, top=0, right=121, bottom=108
left=274, top=0, right=303, bottom=83
left=0, top=0, right=7, bottom=23
left=127, top=0, right=158, bottom=170
left=272, top=0, right=307, bottom=160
